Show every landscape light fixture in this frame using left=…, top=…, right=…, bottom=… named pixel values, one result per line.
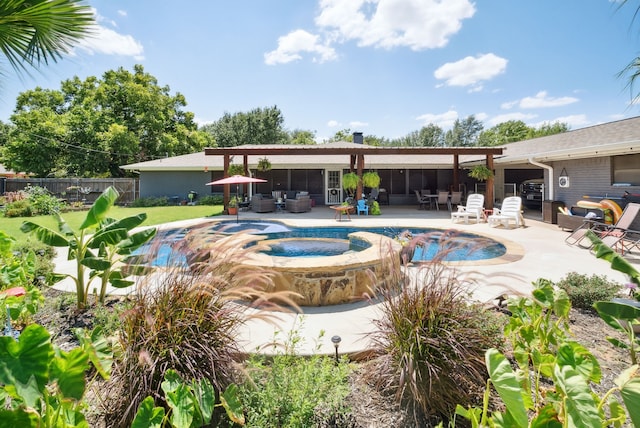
left=331, top=335, right=341, bottom=364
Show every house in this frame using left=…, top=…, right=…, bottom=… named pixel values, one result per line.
left=121, top=117, right=640, bottom=212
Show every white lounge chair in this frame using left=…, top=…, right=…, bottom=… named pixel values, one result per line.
left=488, top=196, right=524, bottom=228
left=451, top=193, right=484, bottom=224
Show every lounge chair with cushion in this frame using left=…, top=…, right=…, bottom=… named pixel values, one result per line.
left=451, top=193, right=484, bottom=224
left=488, top=196, right=525, bottom=228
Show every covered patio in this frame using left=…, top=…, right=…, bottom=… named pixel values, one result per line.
left=203, top=142, right=503, bottom=211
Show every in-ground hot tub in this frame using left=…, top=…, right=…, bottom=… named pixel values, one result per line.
left=243, top=232, right=402, bottom=306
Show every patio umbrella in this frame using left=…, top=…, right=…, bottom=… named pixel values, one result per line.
left=206, top=175, right=267, bottom=222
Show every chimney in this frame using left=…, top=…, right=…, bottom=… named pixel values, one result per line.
left=353, top=132, right=363, bottom=145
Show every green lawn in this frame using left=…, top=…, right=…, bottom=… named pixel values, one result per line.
left=2, top=205, right=223, bottom=245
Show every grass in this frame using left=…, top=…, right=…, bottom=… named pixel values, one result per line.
left=1, top=205, right=223, bottom=245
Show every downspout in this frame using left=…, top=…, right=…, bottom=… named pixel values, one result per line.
left=528, top=157, right=553, bottom=200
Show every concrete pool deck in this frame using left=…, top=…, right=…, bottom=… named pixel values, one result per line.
left=50, top=205, right=638, bottom=356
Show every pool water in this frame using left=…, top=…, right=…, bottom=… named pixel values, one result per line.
left=134, top=220, right=506, bottom=266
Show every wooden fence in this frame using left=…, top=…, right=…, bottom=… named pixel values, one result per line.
left=1, top=178, right=139, bottom=205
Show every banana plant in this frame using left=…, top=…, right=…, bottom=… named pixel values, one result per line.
left=20, top=186, right=156, bottom=309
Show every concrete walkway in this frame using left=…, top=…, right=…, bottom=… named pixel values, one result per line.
left=51, top=205, right=636, bottom=356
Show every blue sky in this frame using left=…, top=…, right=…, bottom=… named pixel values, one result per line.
left=1, top=0, right=639, bottom=142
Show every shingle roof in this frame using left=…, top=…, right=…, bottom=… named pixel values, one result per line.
left=121, top=116, right=640, bottom=171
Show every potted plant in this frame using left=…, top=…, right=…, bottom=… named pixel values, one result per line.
left=362, top=171, right=381, bottom=189
left=468, top=165, right=494, bottom=181
left=257, top=157, right=271, bottom=172
left=228, top=164, right=245, bottom=176
left=342, top=172, right=360, bottom=197
left=227, top=196, right=238, bottom=215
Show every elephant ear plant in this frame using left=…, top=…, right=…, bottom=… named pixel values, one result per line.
left=456, top=278, right=640, bottom=428
left=20, top=186, right=157, bottom=310
left=587, top=230, right=640, bottom=365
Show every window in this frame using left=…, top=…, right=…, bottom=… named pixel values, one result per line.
left=612, top=154, right=640, bottom=186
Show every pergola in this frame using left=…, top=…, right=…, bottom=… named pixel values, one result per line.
left=204, top=145, right=504, bottom=209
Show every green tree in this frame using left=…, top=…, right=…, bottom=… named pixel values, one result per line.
left=203, top=106, right=288, bottom=147
left=288, top=129, right=316, bottom=145
left=324, top=128, right=353, bottom=143
left=0, top=0, right=93, bottom=82
left=477, top=120, right=530, bottom=146
left=3, top=65, right=211, bottom=177
left=402, top=124, right=444, bottom=146
left=527, top=121, right=569, bottom=138
left=444, top=115, right=483, bottom=147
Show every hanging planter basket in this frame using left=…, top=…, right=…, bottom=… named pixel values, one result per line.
left=468, top=165, right=494, bottom=182
left=342, top=172, right=360, bottom=193
left=227, top=164, right=245, bottom=176
left=257, top=157, right=272, bottom=172
left=362, top=171, right=381, bottom=188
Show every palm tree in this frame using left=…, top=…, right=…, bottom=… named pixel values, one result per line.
left=617, top=1, right=640, bottom=102
left=0, top=0, right=93, bottom=78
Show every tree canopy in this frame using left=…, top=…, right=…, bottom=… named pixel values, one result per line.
left=200, top=106, right=288, bottom=147
left=1, top=65, right=211, bottom=177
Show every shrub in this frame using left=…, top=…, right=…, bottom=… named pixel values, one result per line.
left=3, top=199, right=33, bottom=217
left=369, top=249, right=505, bottom=424
left=24, top=185, right=64, bottom=215
left=107, top=228, right=297, bottom=427
left=196, top=194, right=223, bottom=205
left=12, top=240, right=56, bottom=285
left=555, top=271, right=621, bottom=310
left=238, top=323, right=355, bottom=427
left=130, top=196, right=170, bottom=207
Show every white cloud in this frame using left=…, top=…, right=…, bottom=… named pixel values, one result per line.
left=327, top=119, right=341, bottom=127
left=316, top=0, right=475, bottom=50
left=349, top=121, right=369, bottom=128
left=434, top=53, right=507, bottom=89
left=487, top=112, right=538, bottom=126
left=266, top=0, right=475, bottom=64
left=502, top=91, right=579, bottom=110
left=75, top=9, right=144, bottom=60
left=415, top=110, right=458, bottom=128
left=519, top=91, right=579, bottom=109
left=545, top=114, right=590, bottom=129
left=528, top=115, right=589, bottom=129
left=264, top=29, right=337, bottom=65
left=117, top=10, right=127, bottom=17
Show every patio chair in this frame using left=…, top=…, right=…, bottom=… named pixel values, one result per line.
left=251, top=194, right=276, bottom=213
left=414, top=190, right=431, bottom=210
left=565, top=202, right=640, bottom=252
left=435, top=191, right=450, bottom=211
left=356, top=199, right=369, bottom=215
left=451, top=193, right=484, bottom=224
left=449, top=191, right=462, bottom=209
left=488, top=196, right=524, bottom=228
left=285, top=192, right=312, bottom=213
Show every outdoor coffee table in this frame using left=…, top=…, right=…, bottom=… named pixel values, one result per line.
left=330, top=205, right=352, bottom=221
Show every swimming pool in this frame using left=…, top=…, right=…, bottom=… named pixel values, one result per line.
left=133, top=220, right=508, bottom=306
left=201, top=220, right=507, bottom=263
